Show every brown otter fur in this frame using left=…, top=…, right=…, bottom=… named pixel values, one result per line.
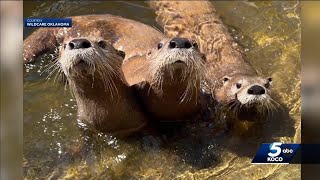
left=149, top=1, right=276, bottom=117
left=24, top=15, right=163, bottom=63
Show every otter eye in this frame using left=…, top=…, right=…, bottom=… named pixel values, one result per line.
left=192, top=42, right=198, bottom=48
left=223, top=77, right=229, bottom=83
left=264, top=82, right=271, bottom=88
left=265, top=77, right=272, bottom=88
left=116, top=50, right=125, bottom=59
left=236, top=83, right=242, bottom=89
left=265, top=82, right=270, bottom=88
left=157, top=43, right=163, bottom=49
left=98, top=40, right=107, bottom=49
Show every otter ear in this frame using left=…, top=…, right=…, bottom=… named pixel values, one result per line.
left=116, top=50, right=126, bottom=59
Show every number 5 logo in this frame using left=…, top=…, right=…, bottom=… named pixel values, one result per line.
left=268, top=142, right=282, bottom=157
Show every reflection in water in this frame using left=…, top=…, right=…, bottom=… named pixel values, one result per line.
left=23, top=1, right=301, bottom=179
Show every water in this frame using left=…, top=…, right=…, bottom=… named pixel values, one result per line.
left=23, top=1, right=301, bottom=179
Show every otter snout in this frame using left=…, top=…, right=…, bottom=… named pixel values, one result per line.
left=247, top=85, right=265, bottom=95
left=68, top=38, right=92, bottom=50
left=169, top=38, right=192, bottom=49
left=147, top=37, right=204, bottom=84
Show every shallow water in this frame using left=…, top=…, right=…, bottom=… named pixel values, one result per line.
left=23, top=1, right=301, bottom=179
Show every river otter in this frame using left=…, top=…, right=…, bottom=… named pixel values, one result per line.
left=59, top=36, right=148, bottom=136
left=148, top=1, right=276, bottom=119
left=122, top=37, right=206, bottom=121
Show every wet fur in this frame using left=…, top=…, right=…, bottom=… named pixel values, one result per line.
left=148, top=1, right=278, bottom=116
left=55, top=37, right=147, bottom=136
left=146, top=38, right=205, bottom=102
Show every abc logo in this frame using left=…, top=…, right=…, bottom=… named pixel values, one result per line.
left=281, top=144, right=295, bottom=157
left=282, top=148, right=293, bottom=154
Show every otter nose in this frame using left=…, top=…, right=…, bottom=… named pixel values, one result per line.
left=68, top=39, right=91, bottom=49
left=247, top=85, right=265, bottom=95
left=169, top=38, right=192, bottom=49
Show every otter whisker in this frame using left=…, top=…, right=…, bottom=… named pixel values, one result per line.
left=96, top=48, right=121, bottom=79
left=91, top=49, right=123, bottom=99
left=227, top=99, right=241, bottom=116
left=45, top=63, right=61, bottom=80
left=180, top=81, right=193, bottom=103
left=269, top=97, right=283, bottom=110
left=228, top=100, right=237, bottom=111
left=97, top=59, right=119, bottom=99
left=232, top=101, right=241, bottom=117
left=132, top=61, right=149, bottom=75
left=53, top=67, right=64, bottom=84
left=41, top=59, right=59, bottom=75
left=267, top=100, right=276, bottom=117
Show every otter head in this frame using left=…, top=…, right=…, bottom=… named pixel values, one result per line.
left=55, top=36, right=147, bottom=134
left=145, top=37, right=206, bottom=100
left=215, top=75, right=273, bottom=109
left=58, top=36, right=125, bottom=96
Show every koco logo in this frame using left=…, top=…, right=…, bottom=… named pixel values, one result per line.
left=268, top=142, right=282, bottom=157
left=267, top=142, right=283, bottom=162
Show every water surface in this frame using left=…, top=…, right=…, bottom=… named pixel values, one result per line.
left=24, top=1, right=301, bottom=179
